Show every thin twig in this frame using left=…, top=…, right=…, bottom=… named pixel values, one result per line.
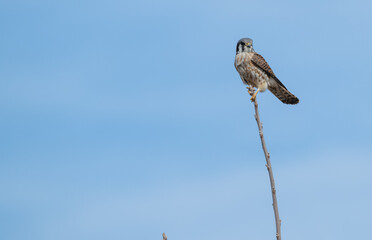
left=247, top=86, right=282, bottom=240
left=162, top=232, right=167, bottom=240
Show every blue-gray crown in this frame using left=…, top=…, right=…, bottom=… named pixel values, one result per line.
left=236, top=38, right=254, bottom=54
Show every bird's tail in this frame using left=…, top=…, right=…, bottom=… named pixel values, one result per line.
left=269, top=84, right=299, bottom=105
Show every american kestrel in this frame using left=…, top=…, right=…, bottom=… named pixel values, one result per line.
left=234, top=38, right=299, bottom=104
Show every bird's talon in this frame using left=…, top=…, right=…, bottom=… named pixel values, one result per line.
left=246, top=87, right=255, bottom=95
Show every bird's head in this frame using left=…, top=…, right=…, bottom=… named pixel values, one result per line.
left=236, top=38, right=254, bottom=54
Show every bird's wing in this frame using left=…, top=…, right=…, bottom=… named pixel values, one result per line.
left=251, top=53, right=287, bottom=89
left=251, top=53, right=299, bottom=104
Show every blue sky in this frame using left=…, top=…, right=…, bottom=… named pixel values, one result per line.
left=1, top=0, right=371, bottom=239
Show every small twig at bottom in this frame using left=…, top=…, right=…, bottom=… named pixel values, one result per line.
left=247, top=86, right=282, bottom=240
left=162, top=232, right=167, bottom=240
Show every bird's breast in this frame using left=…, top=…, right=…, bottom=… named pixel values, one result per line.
left=234, top=52, right=254, bottom=68
left=235, top=52, right=269, bottom=91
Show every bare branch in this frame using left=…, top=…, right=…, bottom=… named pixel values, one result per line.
left=247, top=86, right=282, bottom=240
left=162, top=232, right=167, bottom=240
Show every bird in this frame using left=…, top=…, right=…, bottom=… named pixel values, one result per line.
left=234, top=38, right=299, bottom=104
